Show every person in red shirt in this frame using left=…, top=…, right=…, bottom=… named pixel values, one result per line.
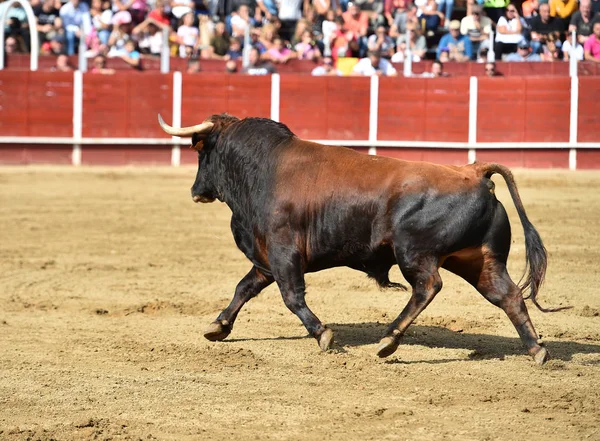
left=341, top=2, right=369, bottom=56
left=584, top=21, right=600, bottom=61
left=148, top=0, right=171, bottom=27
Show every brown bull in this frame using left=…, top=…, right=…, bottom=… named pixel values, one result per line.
left=159, top=113, right=569, bottom=365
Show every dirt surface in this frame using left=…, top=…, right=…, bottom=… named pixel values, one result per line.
left=1, top=166, right=599, bottom=441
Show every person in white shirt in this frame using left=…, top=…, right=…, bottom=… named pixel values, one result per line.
left=493, top=3, right=524, bottom=60
left=352, top=50, right=398, bottom=76
left=562, top=32, right=584, bottom=61
left=59, top=0, right=92, bottom=55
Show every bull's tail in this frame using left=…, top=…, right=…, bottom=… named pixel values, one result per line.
left=476, top=163, right=571, bottom=313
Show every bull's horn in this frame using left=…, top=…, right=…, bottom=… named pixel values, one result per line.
left=157, top=114, right=214, bottom=137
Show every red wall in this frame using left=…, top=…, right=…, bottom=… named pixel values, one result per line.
left=1, top=71, right=600, bottom=167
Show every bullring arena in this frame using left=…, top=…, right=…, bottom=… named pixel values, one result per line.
left=2, top=64, right=600, bottom=439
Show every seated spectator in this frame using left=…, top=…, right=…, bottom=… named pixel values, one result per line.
left=107, top=11, right=133, bottom=57
left=494, top=4, right=524, bottom=60
left=311, top=56, right=343, bottom=75
left=541, top=33, right=562, bottom=60
left=91, top=54, right=115, bottom=73
left=384, top=0, right=408, bottom=27
left=342, top=2, right=369, bottom=56
left=226, top=37, right=243, bottom=60
left=51, top=53, right=74, bottom=71
left=367, top=25, right=395, bottom=58
left=584, top=21, right=600, bottom=61
left=48, top=34, right=68, bottom=55
left=242, top=47, right=278, bottom=74
left=437, top=20, right=473, bottom=61
left=4, top=35, right=25, bottom=55
left=390, top=4, right=420, bottom=37
left=259, top=23, right=278, bottom=53
left=291, top=19, right=311, bottom=47
left=351, top=49, right=398, bottom=76
left=392, top=22, right=427, bottom=61
left=206, top=21, right=230, bottom=59
left=330, top=16, right=356, bottom=61
left=225, top=59, right=238, bottom=73
left=278, top=0, right=303, bottom=43
left=34, top=0, right=60, bottom=46
left=113, top=0, right=148, bottom=25
left=569, top=0, right=597, bottom=45
left=421, top=59, right=446, bottom=77
left=120, top=39, right=142, bottom=69
left=176, top=11, right=199, bottom=58
left=562, top=31, right=584, bottom=61
left=460, top=5, right=492, bottom=60
left=230, top=4, right=254, bottom=39
left=522, top=0, right=539, bottom=21
left=295, top=30, right=322, bottom=60
left=133, top=17, right=165, bottom=56
left=187, top=56, right=200, bottom=72
left=267, top=37, right=296, bottom=63
left=59, top=0, right=92, bottom=55
left=89, top=0, right=112, bottom=46
left=417, top=0, right=444, bottom=34
left=505, top=39, right=542, bottom=60
left=550, top=0, right=578, bottom=30
left=321, top=9, right=337, bottom=56
left=148, top=0, right=171, bottom=27
left=256, top=0, right=279, bottom=22
left=438, top=47, right=450, bottom=61
left=484, top=60, right=502, bottom=76
left=170, top=0, right=194, bottom=23
left=530, top=3, right=564, bottom=54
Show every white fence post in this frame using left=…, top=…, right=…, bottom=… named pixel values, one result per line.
left=270, top=73, right=280, bottom=122
left=0, top=0, right=39, bottom=71
left=171, top=71, right=182, bottom=167
left=468, top=76, right=478, bottom=163
left=72, top=70, right=83, bottom=166
left=368, top=74, right=379, bottom=155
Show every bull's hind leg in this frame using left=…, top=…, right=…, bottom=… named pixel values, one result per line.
left=204, top=266, right=274, bottom=341
left=377, top=256, right=443, bottom=358
left=443, top=250, right=548, bottom=365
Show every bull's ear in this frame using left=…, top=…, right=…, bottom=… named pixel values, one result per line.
left=190, top=140, right=204, bottom=151
left=190, top=133, right=205, bottom=151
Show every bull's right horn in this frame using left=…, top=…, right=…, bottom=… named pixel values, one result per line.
left=157, top=114, right=214, bottom=137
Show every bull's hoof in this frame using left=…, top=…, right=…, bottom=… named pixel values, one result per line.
left=533, top=346, right=549, bottom=366
left=318, top=328, right=334, bottom=352
left=203, top=320, right=231, bottom=342
left=376, top=336, right=399, bottom=358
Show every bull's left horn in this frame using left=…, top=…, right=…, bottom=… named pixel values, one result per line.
left=157, top=114, right=214, bottom=137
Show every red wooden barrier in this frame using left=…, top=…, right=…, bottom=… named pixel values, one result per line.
left=476, top=149, right=569, bottom=168
left=0, top=71, right=73, bottom=137
left=280, top=75, right=370, bottom=140
left=82, top=145, right=171, bottom=165
left=83, top=72, right=173, bottom=138
left=0, top=145, right=73, bottom=164
left=378, top=77, right=469, bottom=142
left=477, top=77, right=570, bottom=143
left=577, top=150, right=600, bottom=169
left=378, top=148, right=468, bottom=165
left=577, top=77, right=600, bottom=143
left=181, top=74, right=271, bottom=125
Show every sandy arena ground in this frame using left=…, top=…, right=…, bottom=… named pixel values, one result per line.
left=0, top=165, right=599, bottom=441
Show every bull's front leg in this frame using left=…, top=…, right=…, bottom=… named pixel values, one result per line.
left=204, top=266, right=274, bottom=341
left=269, top=249, right=334, bottom=351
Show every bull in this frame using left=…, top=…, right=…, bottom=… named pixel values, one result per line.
left=158, top=113, right=568, bottom=365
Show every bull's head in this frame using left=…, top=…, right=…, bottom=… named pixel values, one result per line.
left=158, top=113, right=220, bottom=203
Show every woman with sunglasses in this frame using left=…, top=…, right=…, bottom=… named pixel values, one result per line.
left=494, top=3, right=524, bottom=60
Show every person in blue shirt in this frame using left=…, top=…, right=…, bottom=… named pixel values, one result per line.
left=436, top=20, right=473, bottom=62
left=505, top=40, right=542, bottom=61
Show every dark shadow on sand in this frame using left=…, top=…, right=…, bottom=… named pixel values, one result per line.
left=227, top=322, right=600, bottom=363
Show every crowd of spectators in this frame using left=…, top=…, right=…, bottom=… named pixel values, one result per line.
left=1, top=0, right=600, bottom=75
